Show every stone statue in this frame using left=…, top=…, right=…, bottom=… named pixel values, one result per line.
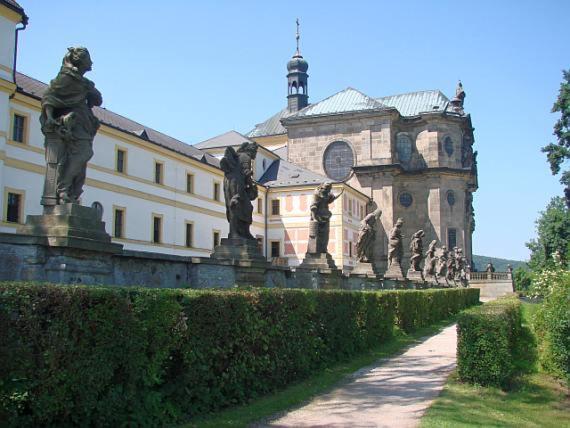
left=455, top=248, right=466, bottom=281
left=485, top=261, right=495, bottom=273
left=446, top=247, right=456, bottom=281
left=355, top=208, right=382, bottom=263
left=409, top=230, right=425, bottom=271
left=387, top=218, right=404, bottom=267
left=309, top=182, right=343, bottom=253
left=437, top=245, right=448, bottom=278
left=220, top=142, right=258, bottom=240
left=423, top=240, right=438, bottom=278
left=40, top=47, right=102, bottom=207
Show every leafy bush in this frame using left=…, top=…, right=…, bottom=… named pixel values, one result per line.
left=532, top=269, right=570, bottom=382
left=0, top=283, right=477, bottom=426
left=457, top=297, right=522, bottom=387
left=395, top=288, right=480, bottom=333
left=513, top=267, right=533, bottom=292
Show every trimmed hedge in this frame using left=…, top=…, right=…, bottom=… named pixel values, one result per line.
left=532, top=271, right=570, bottom=382
left=457, top=297, right=522, bottom=387
left=395, top=288, right=480, bottom=333
left=0, top=283, right=478, bottom=426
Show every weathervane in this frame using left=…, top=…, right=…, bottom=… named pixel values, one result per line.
left=296, top=18, right=300, bottom=55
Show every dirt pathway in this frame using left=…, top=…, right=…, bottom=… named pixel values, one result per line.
left=257, top=324, right=457, bottom=428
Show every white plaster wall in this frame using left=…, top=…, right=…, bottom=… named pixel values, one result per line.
left=0, top=15, right=16, bottom=82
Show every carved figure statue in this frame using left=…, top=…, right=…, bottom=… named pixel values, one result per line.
left=409, top=230, right=425, bottom=271
left=423, top=240, right=438, bottom=277
left=309, top=182, right=343, bottom=253
left=40, top=47, right=102, bottom=207
left=387, top=218, right=404, bottom=267
left=355, top=208, right=382, bottom=262
left=437, top=245, right=448, bottom=278
left=220, top=142, right=258, bottom=240
left=446, top=247, right=456, bottom=281
left=455, top=248, right=466, bottom=280
left=485, top=261, right=495, bottom=273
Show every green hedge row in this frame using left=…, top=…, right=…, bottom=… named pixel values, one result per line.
left=532, top=271, right=570, bottom=382
left=0, top=283, right=479, bottom=427
left=457, top=297, right=522, bottom=387
left=395, top=289, right=480, bottom=333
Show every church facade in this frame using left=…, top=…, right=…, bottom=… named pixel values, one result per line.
left=248, top=36, right=478, bottom=271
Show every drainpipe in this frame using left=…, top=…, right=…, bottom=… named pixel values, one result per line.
left=12, top=14, right=29, bottom=84
left=264, top=186, right=268, bottom=259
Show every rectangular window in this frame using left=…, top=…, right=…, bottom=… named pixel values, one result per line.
left=12, top=114, right=25, bottom=143
left=6, top=192, right=22, bottom=223
left=186, top=173, right=194, bottom=194
left=213, top=182, right=220, bottom=201
left=448, top=228, right=457, bottom=250
left=349, top=242, right=353, bottom=257
left=113, top=208, right=124, bottom=238
left=271, top=241, right=280, bottom=258
left=153, top=215, right=162, bottom=243
left=154, top=162, right=163, bottom=184
left=348, top=197, right=352, bottom=216
left=257, top=198, right=263, bottom=214
left=185, top=222, right=193, bottom=247
left=271, top=199, right=280, bottom=215
left=116, top=149, right=126, bottom=173
left=213, top=230, right=220, bottom=248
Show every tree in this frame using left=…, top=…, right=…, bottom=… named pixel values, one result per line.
left=542, top=69, right=570, bottom=208
left=526, top=196, right=570, bottom=270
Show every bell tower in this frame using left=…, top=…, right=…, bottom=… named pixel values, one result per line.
left=287, top=19, right=309, bottom=113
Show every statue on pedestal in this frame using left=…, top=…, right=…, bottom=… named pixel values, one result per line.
left=308, top=182, right=343, bottom=254
left=220, top=142, right=258, bottom=240
left=437, top=245, right=448, bottom=278
left=447, top=247, right=457, bottom=281
left=409, top=230, right=425, bottom=271
left=299, top=182, right=343, bottom=272
left=423, top=240, right=438, bottom=278
left=355, top=208, right=382, bottom=263
left=384, top=217, right=406, bottom=280
left=40, top=47, right=102, bottom=208
left=387, top=218, right=404, bottom=268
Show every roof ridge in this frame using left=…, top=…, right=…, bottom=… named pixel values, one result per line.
left=16, top=71, right=194, bottom=147
left=377, top=89, right=448, bottom=100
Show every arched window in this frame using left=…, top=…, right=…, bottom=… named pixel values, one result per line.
left=291, top=81, right=298, bottom=94
left=323, top=141, right=355, bottom=181
left=396, top=134, right=412, bottom=163
left=444, top=136, right=454, bottom=156
left=399, top=192, right=413, bottom=208
left=446, top=190, right=456, bottom=206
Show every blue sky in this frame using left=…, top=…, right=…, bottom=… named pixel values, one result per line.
left=15, top=0, right=569, bottom=261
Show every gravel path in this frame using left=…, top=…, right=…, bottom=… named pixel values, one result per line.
left=257, top=324, right=457, bottom=428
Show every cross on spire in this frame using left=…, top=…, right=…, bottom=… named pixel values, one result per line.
left=296, top=18, right=300, bottom=55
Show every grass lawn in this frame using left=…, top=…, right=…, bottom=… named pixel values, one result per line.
left=421, top=301, right=570, bottom=428
left=420, top=372, right=569, bottom=428
left=181, top=317, right=459, bottom=428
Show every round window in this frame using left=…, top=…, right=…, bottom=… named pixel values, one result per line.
left=323, top=141, right=355, bottom=181
left=447, top=190, right=455, bottom=206
left=399, top=192, right=413, bottom=208
left=444, top=136, right=454, bottom=156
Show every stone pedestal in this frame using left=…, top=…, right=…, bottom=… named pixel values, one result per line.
left=384, top=261, right=405, bottom=280
left=423, top=274, right=439, bottom=287
left=299, top=252, right=338, bottom=271
left=406, top=269, right=424, bottom=284
left=351, top=261, right=380, bottom=277
left=18, top=203, right=122, bottom=253
left=210, top=237, right=268, bottom=287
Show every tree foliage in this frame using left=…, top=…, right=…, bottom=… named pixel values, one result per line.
left=526, top=197, right=570, bottom=270
left=542, top=69, right=570, bottom=207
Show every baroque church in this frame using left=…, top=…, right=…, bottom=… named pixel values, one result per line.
left=246, top=27, right=478, bottom=271
left=0, top=1, right=477, bottom=274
